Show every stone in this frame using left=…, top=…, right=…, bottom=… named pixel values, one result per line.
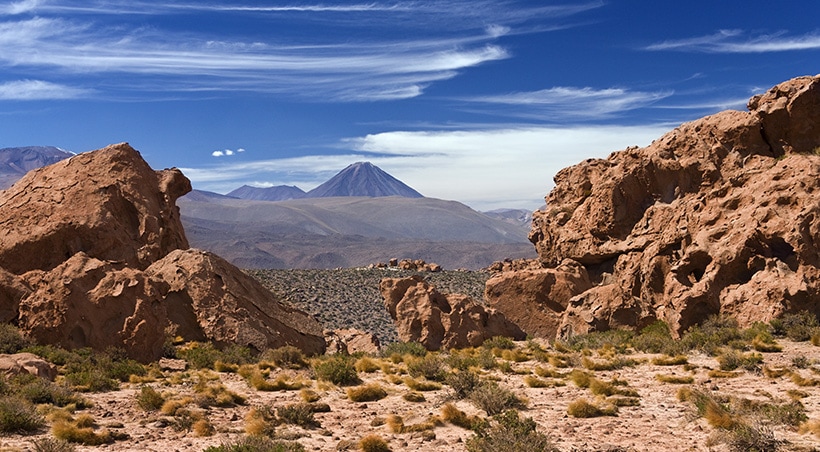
left=325, top=328, right=381, bottom=355
left=0, top=352, right=58, bottom=380
left=381, top=275, right=524, bottom=350
left=517, top=75, right=820, bottom=338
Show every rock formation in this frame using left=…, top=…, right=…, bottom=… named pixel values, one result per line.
left=0, top=352, right=58, bottom=380
left=325, top=328, right=381, bottom=355
left=381, top=275, right=524, bottom=350
left=0, top=143, right=325, bottom=361
left=486, top=75, right=820, bottom=338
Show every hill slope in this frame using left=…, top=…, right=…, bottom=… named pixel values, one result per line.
left=178, top=193, right=535, bottom=269
left=228, top=184, right=306, bottom=201
left=0, top=146, right=74, bottom=189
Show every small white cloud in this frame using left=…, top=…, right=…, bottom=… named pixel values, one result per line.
left=225, top=149, right=234, bottom=156
left=237, top=148, right=245, bottom=153
left=646, top=29, right=820, bottom=53
left=211, top=150, right=224, bottom=157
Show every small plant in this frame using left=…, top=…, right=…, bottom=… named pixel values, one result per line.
left=655, top=373, right=694, bottom=384
left=347, top=383, right=387, bottom=402
left=262, top=345, right=308, bottom=369
left=300, top=388, right=320, bottom=403
left=385, top=414, right=441, bottom=433
left=204, top=435, right=306, bottom=452
left=135, top=385, right=164, bottom=411
left=52, top=419, right=114, bottom=446
left=771, top=311, right=819, bottom=342
left=717, top=350, right=763, bottom=371
left=403, top=376, right=441, bottom=391
left=278, top=403, right=318, bottom=428
left=445, top=369, right=481, bottom=399
left=0, top=395, right=45, bottom=433
left=405, top=354, right=445, bottom=381
left=177, top=342, right=222, bottom=370
left=30, top=437, right=77, bottom=452
left=652, top=355, right=688, bottom=366
left=482, top=336, right=516, bottom=350
left=244, top=406, right=278, bottom=437
left=355, top=356, right=381, bottom=373
left=466, top=409, right=558, bottom=452
left=359, top=434, right=391, bottom=452
left=799, top=419, right=820, bottom=438
left=567, top=398, right=617, bottom=418
left=403, top=392, right=425, bottom=402
left=441, top=403, right=482, bottom=430
left=312, top=355, right=360, bottom=386
left=381, top=341, right=427, bottom=359
left=193, top=418, right=215, bottom=437
left=468, top=381, right=526, bottom=416
left=0, top=324, right=32, bottom=354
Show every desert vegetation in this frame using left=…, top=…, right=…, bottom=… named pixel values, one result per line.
left=0, top=296, right=819, bottom=451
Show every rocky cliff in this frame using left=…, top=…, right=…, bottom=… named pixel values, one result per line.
left=486, top=75, right=820, bottom=339
left=0, top=143, right=325, bottom=361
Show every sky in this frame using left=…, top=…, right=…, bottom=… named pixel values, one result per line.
left=0, top=1, right=818, bottom=211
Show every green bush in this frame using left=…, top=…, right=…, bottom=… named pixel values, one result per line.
left=203, top=435, right=306, bottom=452
left=381, top=341, right=428, bottom=358
left=469, top=381, right=526, bottom=416
left=0, top=324, right=32, bottom=354
left=277, top=403, right=318, bottom=428
left=312, top=355, right=360, bottom=386
left=405, top=354, right=445, bottom=381
left=177, top=342, right=222, bottom=370
left=0, top=395, right=45, bottom=433
left=136, top=385, right=165, bottom=411
left=262, top=346, right=307, bottom=369
left=445, top=369, right=481, bottom=399
left=466, top=410, right=558, bottom=452
left=10, top=373, right=86, bottom=407
left=482, top=336, right=516, bottom=350
left=771, top=311, right=819, bottom=342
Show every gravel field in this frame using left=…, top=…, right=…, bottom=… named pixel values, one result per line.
left=247, top=268, right=490, bottom=344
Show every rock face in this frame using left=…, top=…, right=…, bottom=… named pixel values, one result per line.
left=0, top=353, right=58, bottom=380
left=325, top=328, right=381, bottom=355
left=381, top=275, right=525, bottom=350
left=0, top=143, right=325, bottom=361
left=487, top=75, right=820, bottom=338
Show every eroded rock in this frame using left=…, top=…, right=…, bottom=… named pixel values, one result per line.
left=381, top=275, right=524, bottom=350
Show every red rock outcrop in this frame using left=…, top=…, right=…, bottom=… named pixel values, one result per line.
left=325, top=328, right=381, bottom=355
left=487, top=75, right=820, bottom=338
left=0, top=143, right=325, bottom=361
left=0, top=353, right=58, bottom=380
left=381, top=275, right=525, bottom=350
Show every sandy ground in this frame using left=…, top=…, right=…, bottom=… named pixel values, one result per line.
left=0, top=340, right=818, bottom=452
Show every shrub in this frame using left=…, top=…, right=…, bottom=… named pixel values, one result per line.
left=655, top=374, right=694, bottom=384
left=799, top=419, right=820, bottom=438
left=651, top=355, right=688, bottom=366
left=403, top=392, right=425, bottom=402
left=177, top=342, right=222, bottom=370
left=681, top=315, right=742, bottom=355
left=359, top=434, right=390, bottom=452
left=441, top=403, right=482, bottom=430
left=385, top=414, right=441, bottom=433
left=482, top=336, right=516, bottom=350
left=10, top=373, right=86, bottom=407
left=52, top=420, right=113, bottom=446
left=277, top=403, right=318, bottom=428
left=0, top=395, right=45, bottom=433
left=300, top=388, right=320, bottom=403
left=771, top=311, right=819, bottom=342
left=355, top=356, right=380, bottom=373
left=193, top=418, right=215, bottom=437
left=403, top=376, right=441, bottom=391
left=445, top=369, right=481, bottom=399
left=193, top=380, right=245, bottom=408
left=262, top=346, right=307, bottom=369
left=566, top=398, right=617, bottom=418
left=347, top=384, right=387, bottom=402
left=726, top=421, right=781, bottom=452
left=632, top=321, right=684, bottom=355
left=0, top=324, right=32, bottom=354
left=136, top=385, right=165, bottom=411
left=204, top=435, right=306, bottom=452
left=466, top=410, right=558, bottom=452
left=30, top=437, right=77, bottom=452
left=469, top=381, right=526, bottom=416
left=717, top=350, right=763, bottom=371
left=244, top=406, right=278, bottom=437
left=381, top=341, right=427, bottom=359
left=405, top=354, right=445, bottom=381
left=312, top=355, right=360, bottom=386
left=249, top=371, right=306, bottom=391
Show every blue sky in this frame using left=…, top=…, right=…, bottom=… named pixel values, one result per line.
left=0, top=0, right=818, bottom=210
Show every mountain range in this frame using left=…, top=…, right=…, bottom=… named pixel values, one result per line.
left=0, top=146, right=536, bottom=269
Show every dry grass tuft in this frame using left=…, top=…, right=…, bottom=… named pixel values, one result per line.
left=567, top=398, right=617, bottom=418
left=347, top=384, right=388, bottom=402
left=359, top=434, right=391, bottom=452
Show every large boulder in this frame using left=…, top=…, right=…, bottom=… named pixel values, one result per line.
left=501, top=75, right=820, bottom=339
left=381, top=275, right=524, bottom=350
left=0, top=143, right=190, bottom=274
left=0, top=353, right=58, bottom=380
left=0, top=143, right=326, bottom=361
left=146, top=249, right=325, bottom=356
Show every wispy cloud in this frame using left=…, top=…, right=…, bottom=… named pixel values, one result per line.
left=0, top=79, right=90, bottom=100
left=181, top=124, right=670, bottom=210
left=463, top=86, right=672, bottom=120
left=0, top=1, right=601, bottom=101
left=646, top=29, right=820, bottom=53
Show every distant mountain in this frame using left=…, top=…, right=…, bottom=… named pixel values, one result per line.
left=178, top=195, right=536, bottom=269
left=305, top=162, right=423, bottom=198
left=482, top=208, right=534, bottom=228
left=0, top=146, right=74, bottom=189
left=228, top=184, right=306, bottom=201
